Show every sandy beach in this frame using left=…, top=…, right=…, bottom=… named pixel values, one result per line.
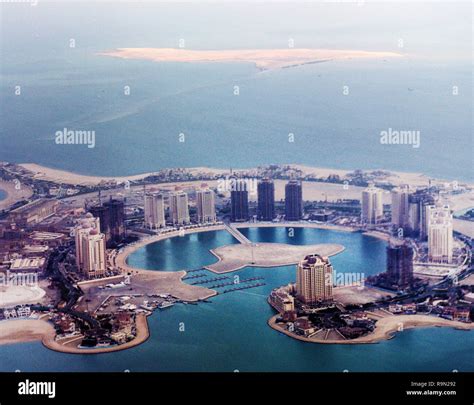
left=206, top=242, right=344, bottom=273
left=99, top=48, right=403, bottom=70
left=0, top=318, right=55, bottom=346
left=0, top=314, right=150, bottom=354
left=19, top=162, right=461, bottom=190
left=0, top=179, right=33, bottom=211
left=268, top=314, right=474, bottom=344
left=0, top=285, right=46, bottom=308
left=18, top=163, right=160, bottom=187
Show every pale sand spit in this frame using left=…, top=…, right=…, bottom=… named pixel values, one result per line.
left=99, top=48, right=403, bottom=70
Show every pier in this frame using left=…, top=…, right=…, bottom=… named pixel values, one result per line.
left=182, top=273, right=207, bottom=281
left=190, top=276, right=230, bottom=285
left=184, top=267, right=205, bottom=274
left=202, top=277, right=266, bottom=291
left=222, top=282, right=266, bottom=293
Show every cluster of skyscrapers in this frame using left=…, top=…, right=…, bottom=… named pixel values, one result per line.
left=74, top=214, right=107, bottom=279
left=231, top=178, right=303, bottom=222
left=391, top=187, right=435, bottom=239
left=361, top=184, right=453, bottom=264
left=75, top=198, right=128, bottom=278
left=361, top=185, right=384, bottom=225
left=391, top=187, right=453, bottom=263
left=144, top=186, right=216, bottom=228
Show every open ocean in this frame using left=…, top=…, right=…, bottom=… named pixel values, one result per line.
left=0, top=2, right=472, bottom=181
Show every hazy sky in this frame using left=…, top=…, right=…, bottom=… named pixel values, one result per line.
left=1, top=1, right=472, bottom=65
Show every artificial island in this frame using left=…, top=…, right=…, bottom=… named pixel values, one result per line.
left=0, top=162, right=473, bottom=353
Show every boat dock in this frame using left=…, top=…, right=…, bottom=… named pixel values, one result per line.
left=190, top=276, right=230, bottom=285
left=222, top=282, right=266, bottom=293
left=182, top=273, right=207, bottom=281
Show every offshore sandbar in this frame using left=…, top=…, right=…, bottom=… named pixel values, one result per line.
left=98, top=48, right=403, bottom=70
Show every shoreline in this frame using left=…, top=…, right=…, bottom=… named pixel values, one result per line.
left=0, top=318, right=56, bottom=347
left=268, top=314, right=474, bottom=344
left=233, top=221, right=357, bottom=233
left=0, top=179, right=33, bottom=211
left=0, top=314, right=150, bottom=354
left=16, top=162, right=470, bottom=189
left=1, top=223, right=472, bottom=354
left=43, top=313, right=150, bottom=355
left=205, top=242, right=345, bottom=274
left=361, top=230, right=392, bottom=242
left=99, top=47, right=403, bottom=71
left=115, top=224, right=226, bottom=300
left=116, top=222, right=348, bottom=276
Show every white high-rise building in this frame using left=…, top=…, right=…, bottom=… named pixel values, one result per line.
left=196, top=188, right=216, bottom=223
left=296, top=254, right=333, bottom=304
left=169, top=191, right=190, bottom=226
left=81, top=230, right=107, bottom=279
left=74, top=214, right=106, bottom=279
left=428, top=205, right=453, bottom=263
left=391, top=186, right=410, bottom=230
left=74, top=214, right=100, bottom=269
left=361, top=186, right=383, bottom=225
left=144, top=193, right=165, bottom=229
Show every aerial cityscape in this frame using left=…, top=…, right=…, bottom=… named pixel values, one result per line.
left=1, top=162, right=472, bottom=362
left=0, top=0, right=472, bottom=387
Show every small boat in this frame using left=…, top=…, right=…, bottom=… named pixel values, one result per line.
left=159, top=302, right=175, bottom=309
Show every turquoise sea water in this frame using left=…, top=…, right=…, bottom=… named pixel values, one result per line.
left=0, top=2, right=472, bottom=181
left=0, top=227, right=472, bottom=372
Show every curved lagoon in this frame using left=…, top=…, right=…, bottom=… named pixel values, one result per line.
left=1, top=227, right=473, bottom=372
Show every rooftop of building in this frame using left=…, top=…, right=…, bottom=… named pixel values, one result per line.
left=10, top=198, right=58, bottom=214
left=9, top=257, right=45, bottom=270
left=301, top=254, right=330, bottom=267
